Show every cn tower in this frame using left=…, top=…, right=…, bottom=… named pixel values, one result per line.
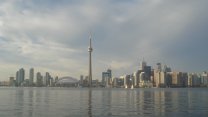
left=88, top=33, right=93, bottom=87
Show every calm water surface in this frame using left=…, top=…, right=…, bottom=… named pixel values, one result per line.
left=0, top=87, right=207, bottom=117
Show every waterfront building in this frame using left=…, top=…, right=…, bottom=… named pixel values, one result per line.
left=154, top=70, right=167, bottom=87
left=154, top=71, right=170, bottom=87
left=79, top=75, right=84, bottom=87
left=188, top=73, right=201, bottom=87
left=171, top=72, right=180, bottom=87
left=0, top=81, right=9, bottom=86
left=181, top=72, right=188, bottom=87
left=153, top=69, right=160, bottom=87
left=133, top=72, right=138, bottom=87
left=144, top=66, right=151, bottom=81
left=160, top=72, right=167, bottom=87
left=119, top=75, right=125, bottom=87
left=153, top=63, right=162, bottom=86
left=139, top=75, right=153, bottom=88
left=82, top=76, right=89, bottom=87
left=9, top=77, right=15, bottom=86
left=151, top=69, right=155, bottom=86
left=135, top=70, right=142, bottom=86
left=16, top=71, right=18, bottom=85
left=22, top=79, right=30, bottom=86
left=136, top=60, right=152, bottom=87
left=112, top=77, right=124, bottom=88
left=92, top=79, right=99, bottom=87
left=138, top=72, right=145, bottom=87
left=139, top=59, right=147, bottom=70
left=112, top=77, right=118, bottom=87
left=130, top=74, right=135, bottom=87
left=172, top=72, right=188, bottom=87
left=46, top=72, right=51, bottom=86
left=201, top=71, right=208, bottom=87
left=49, top=77, right=54, bottom=86
left=153, top=63, right=173, bottom=87
left=36, top=72, right=43, bottom=87
left=102, top=69, right=112, bottom=87
left=15, top=71, right=18, bottom=86
left=123, top=75, right=131, bottom=88
left=55, top=76, right=59, bottom=83
left=156, top=63, right=162, bottom=72
left=19, top=68, right=25, bottom=83
left=166, top=72, right=172, bottom=87
left=16, top=68, right=25, bottom=86
left=43, top=72, right=50, bottom=86
left=29, top=68, right=34, bottom=86
left=106, top=77, right=112, bottom=88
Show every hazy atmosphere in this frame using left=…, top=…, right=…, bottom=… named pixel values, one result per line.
left=0, top=0, right=208, bottom=80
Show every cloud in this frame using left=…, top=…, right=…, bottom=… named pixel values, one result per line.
left=0, top=0, right=208, bottom=80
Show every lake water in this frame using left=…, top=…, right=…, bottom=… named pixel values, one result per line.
left=0, top=87, right=207, bottom=117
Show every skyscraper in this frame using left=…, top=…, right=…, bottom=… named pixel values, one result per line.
left=43, top=72, right=50, bottom=86
left=156, top=63, right=162, bottom=72
left=29, top=68, right=34, bottom=86
left=16, top=71, right=19, bottom=86
left=139, top=59, right=147, bottom=70
left=19, top=68, right=25, bottom=84
left=46, top=72, right=51, bottom=86
left=17, top=68, right=25, bottom=86
left=88, top=33, right=93, bottom=87
left=36, top=72, right=43, bottom=87
left=102, top=69, right=112, bottom=87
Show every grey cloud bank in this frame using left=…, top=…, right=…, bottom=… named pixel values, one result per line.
left=0, top=0, right=207, bottom=80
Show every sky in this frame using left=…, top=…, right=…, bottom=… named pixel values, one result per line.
left=0, top=0, right=208, bottom=81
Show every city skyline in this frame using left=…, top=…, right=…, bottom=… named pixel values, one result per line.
left=0, top=0, right=208, bottom=80
left=4, top=60, right=208, bottom=88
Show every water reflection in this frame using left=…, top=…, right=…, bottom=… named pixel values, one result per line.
left=1, top=88, right=208, bottom=117
left=102, top=89, right=112, bottom=116
left=28, top=88, right=34, bottom=117
left=15, top=88, right=24, bottom=117
left=88, top=89, right=92, bottom=117
left=97, top=88, right=208, bottom=117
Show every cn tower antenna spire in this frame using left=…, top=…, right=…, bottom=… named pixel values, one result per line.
left=89, top=32, right=92, bottom=47
left=88, top=32, right=93, bottom=87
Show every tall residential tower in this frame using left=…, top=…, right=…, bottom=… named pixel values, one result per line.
left=16, top=68, right=25, bottom=86
left=29, top=68, right=34, bottom=86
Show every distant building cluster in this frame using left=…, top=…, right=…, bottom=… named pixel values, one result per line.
left=99, top=60, right=208, bottom=88
left=2, top=68, right=59, bottom=87
left=79, top=75, right=99, bottom=87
